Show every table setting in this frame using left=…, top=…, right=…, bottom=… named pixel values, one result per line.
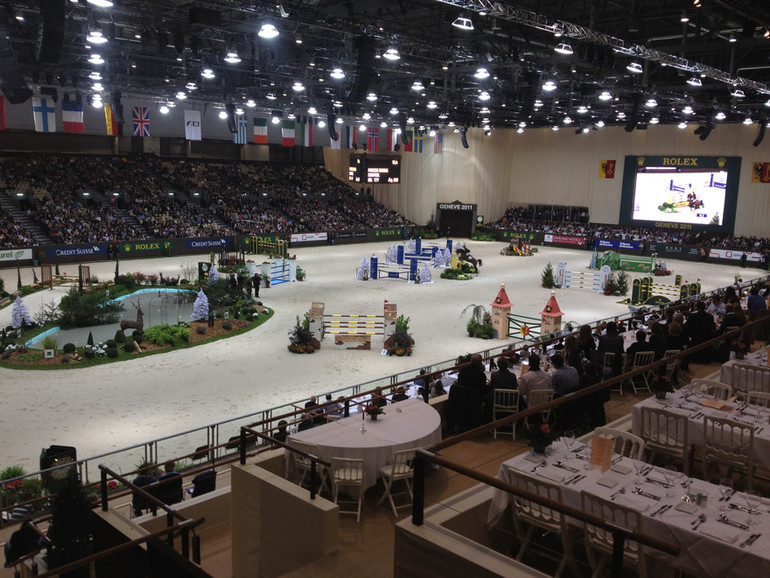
left=487, top=435, right=770, bottom=576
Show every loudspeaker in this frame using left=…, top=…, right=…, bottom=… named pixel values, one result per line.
left=753, top=121, right=766, bottom=147
left=346, top=36, right=376, bottom=103
left=394, top=142, right=400, bottom=152
left=399, top=115, right=409, bottom=144
left=36, top=0, right=65, bottom=65
left=40, top=445, right=77, bottom=492
left=0, top=19, right=32, bottom=104
left=460, top=127, right=469, bottom=149
left=694, top=125, right=712, bottom=141
left=327, top=112, right=339, bottom=141
left=226, top=103, right=237, bottom=133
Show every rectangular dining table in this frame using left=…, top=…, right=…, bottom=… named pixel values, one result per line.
left=286, top=398, right=442, bottom=489
left=630, top=393, right=770, bottom=470
left=487, top=441, right=770, bottom=576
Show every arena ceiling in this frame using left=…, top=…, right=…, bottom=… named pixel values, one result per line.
left=1, top=0, right=769, bottom=135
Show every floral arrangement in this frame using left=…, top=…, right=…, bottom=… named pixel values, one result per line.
left=732, top=341, right=748, bottom=353
left=528, top=423, right=554, bottom=450
left=652, top=375, right=672, bottom=397
left=364, top=404, right=385, bottom=417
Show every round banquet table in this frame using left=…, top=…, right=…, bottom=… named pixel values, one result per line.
left=285, top=397, right=442, bottom=488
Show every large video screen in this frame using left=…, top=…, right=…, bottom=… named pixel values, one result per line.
left=348, top=154, right=401, bottom=184
left=619, top=156, right=740, bottom=234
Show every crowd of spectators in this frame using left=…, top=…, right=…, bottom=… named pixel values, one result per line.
left=0, top=216, right=34, bottom=247
left=0, top=153, right=414, bottom=247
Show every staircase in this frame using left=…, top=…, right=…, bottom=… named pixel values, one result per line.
left=92, top=192, right=148, bottom=238
left=0, top=194, right=52, bottom=245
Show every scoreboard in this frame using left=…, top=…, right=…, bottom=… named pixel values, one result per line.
left=348, top=154, right=401, bottom=183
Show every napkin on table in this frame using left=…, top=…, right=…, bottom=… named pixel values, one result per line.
left=614, top=493, right=652, bottom=512
left=699, top=523, right=742, bottom=544
left=536, top=469, right=566, bottom=484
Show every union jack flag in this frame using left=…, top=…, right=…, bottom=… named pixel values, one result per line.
left=132, top=106, right=150, bottom=137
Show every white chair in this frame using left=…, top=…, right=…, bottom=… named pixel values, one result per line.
left=603, top=352, right=627, bottom=395
left=593, top=427, right=646, bottom=460
left=331, top=457, right=365, bottom=522
left=662, top=349, right=682, bottom=387
left=625, top=350, right=656, bottom=395
left=730, top=363, right=770, bottom=399
left=746, top=390, right=770, bottom=408
left=581, top=491, right=647, bottom=578
left=378, top=448, right=416, bottom=517
left=702, top=416, right=755, bottom=490
left=639, top=406, right=690, bottom=475
left=506, top=467, right=581, bottom=578
left=683, top=379, right=733, bottom=400
left=524, top=389, right=554, bottom=429
left=492, top=388, right=520, bottom=440
left=288, top=439, right=329, bottom=495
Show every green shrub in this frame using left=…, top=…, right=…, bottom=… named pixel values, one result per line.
left=105, top=347, right=118, bottom=358
left=0, top=465, right=26, bottom=480
left=114, top=330, right=126, bottom=343
left=115, top=274, right=137, bottom=290
left=17, top=352, right=42, bottom=362
left=57, top=287, right=124, bottom=328
left=62, top=343, right=76, bottom=354
left=105, top=339, right=117, bottom=348
left=132, top=330, right=145, bottom=343
left=215, top=311, right=224, bottom=319
left=222, top=321, right=232, bottom=330
left=20, top=285, right=34, bottom=296
left=41, top=335, right=59, bottom=350
left=196, top=325, right=206, bottom=335
left=83, top=348, right=95, bottom=359
left=123, top=340, right=136, bottom=353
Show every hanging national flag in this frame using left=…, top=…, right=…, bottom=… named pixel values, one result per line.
left=367, top=127, right=379, bottom=151
left=413, top=132, right=424, bottom=153
left=104, top=104, right=118, bottom=135
left=62, top=101, right=84, bottom=133
left=184, top=110, right=202, bottom=140
left=253, top=117, right=268, bottom=144
left=599, top=159, right=616, bottom=179
left=32, top=97, right=56, bottom=133
left=281, top=119, right=296, bottom=146
left=403, top=130, right=413, bottom=152
left=298, top=119, right=313, bottom=147
left=345, top=125, right=357, bottom=148
left=329, top=128, right=341, bottom=150
left=0, top=95, right=5, bottom=130
left=233, top=115, right=248, bottom=144
left=752, top=162, right=770, bottom=183
left=131, top=106, right=150, bottom=137
left=387, top=128, right=399, bottom=151
left=434, top=132, right=443, bottom=154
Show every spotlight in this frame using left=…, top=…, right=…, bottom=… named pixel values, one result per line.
left=474, top=67, right=490, bottom=79
left=554, top=43, right=573, bottom=55
left=258, top=23, right=279, bottom=39
left=626, top=61, right=643, bottom=74
left=542, top=79, right=558, bottom=92
left=686, top=76, right=702, bottom=87
left=224, top=50, right=241, bottom=64
left=452, top=15, right=474, bottom=31
left=383, top=47, right=400, bottom=61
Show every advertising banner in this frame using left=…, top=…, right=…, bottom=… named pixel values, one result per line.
left=648, top=244, right=700, bottom=257
left=708, top=248, right=764, bottom=262
left=499, top=231, right=539, bottom=242
left=183, top=238, right=233, bottom=249
left=289, top=232, right=328, bottom=244
left=0, top=248, right=33, bottom=262
left=120, top=240, right=173, bottom=254
left=373, top=228, right=403, bottom=238
left=546, top=234, right=586, bottom=246
left=45, top=244, right=108, bottom=259
left=594, top=239, right=641, bottom=251
left=334, top=230, right=368, bottom=240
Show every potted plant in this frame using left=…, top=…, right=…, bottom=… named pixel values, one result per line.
left=364, top=404, right=385, bottom=420
left=652, top=375, right=672, bottom=399
left=461, top=304, right=494, bottom=338
left=296, top=267, right=306, bottom=281
left=384, top=314, right=414, bottom=356
left=528, top=423, right=554, bottom=454
left=288, top=313, right=320, bottom=353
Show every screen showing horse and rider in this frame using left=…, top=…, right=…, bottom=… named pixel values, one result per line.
left=631, top=169, right=727, bottom=226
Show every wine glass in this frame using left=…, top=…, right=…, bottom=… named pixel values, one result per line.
left=563, top=430, right=577, bottom=453
left=633, top=461, right=647, bottom=484
left=663, top=465, right=679, bottom=497
left=745, top=490, right=762, bottom=523
left=719, top=478, right=734, bottom=511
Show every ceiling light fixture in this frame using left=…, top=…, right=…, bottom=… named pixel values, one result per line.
left=543, top=79, right=558, bottom=92
left=88, top=71, right=102, bottom=80
left=577, top=105, right=588, bottom=114
left=553, top=23, right=564, bottom=38
left=266, top=93, right=277, bottom=100
left=175, top=91, right=187, bottom=100
left=407, top=117, right=415, bottom=125
left=258, top=23, right=279, bottom=39
left=358, top=124, right=367, bottom=132
left=307, top=106, right=317, bottom=115
left=517, top=127, right=524, bottom=134
left=383, top=47, right=401, bottom=61
left=686, top=76, right=702, bottom=87
left=598, top=90, right=612, bottom=101
left=478, top=91, right=491, bottom=101
left=680, top=11, right=689, bottom=23
left=678, top=121, right=688, bottom=129
left=595, top=120, right=605, bottom=128
left=451, top=15, right=474, bottom=31
left=92, top=82, right=103, bottom=91
left=649, top=116, right=660, bottom=124
left=534, top=99, right=543, bottom=108
left=563, top=116, right=573, bottom=125
left=682, top=105, right=694, bottom=114
left=90, top=96, right=103, bottom=108
left=474, top=67, right=490, bottom=79
left=645, top=98, right=658, bottom=107
left=224, top=50, right=241, bottom=64
left=366, top=92, right=377, bottom=102
left=88, top=53, right=104, bottom=64
left=87, top=0, right=114, bottom=7
left=389, top=107, right=399, bottom=115
left=335, top=117, right=344, bottom=124
left=729, top=32, right=737, bottom=43
left=185, top=81, right=197, bottom=90
left=201, top=67, right=215, bottom=79
left=715, top=111, right=726, bottom=120
left=380, top=121, right=387, bottom=128
left=765, top=99, right=770, bottom=107
left=330, top=67, right=345, bottom=79
left=427, top=101, right=438, bottom=109
left=554, top=43, right=573, bottom=55
left=626, top=61, right=643, bottom=74
left=732, top=88, right=745, bottom=98
left=411, top=79, right=424, bottom=91
left=292, top=81, right=305, bottom=92
left=743, top=116, right=753, bottom=125
left=246, top=99, right=256, bottom=108
left=159, top=105, right=169, bottom=114
left=87, top=29, right=108, bottom=45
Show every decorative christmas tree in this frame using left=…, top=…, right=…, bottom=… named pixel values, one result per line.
left=192, top=289, right=210, bottom=321
left=443, top=247, right=452, bottom=265
left=434, top=249, right=446, bottom=268
left=406, top=239, right=416, bottom=253
left=356, top=258, right=369, bottom=280
left=541, top=262, right=556, bottom=288
left=419, top=264, right=432, bottom=283
left=207, top=265, right=220, bottom=286
left=11, top=296, right=33, bottom=328
left=386, top=245, right=399, bottom=264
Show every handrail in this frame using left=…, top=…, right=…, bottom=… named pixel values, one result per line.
left=410, top=448, right=679, bottom=578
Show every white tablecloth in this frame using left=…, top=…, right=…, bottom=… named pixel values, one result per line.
left=286, top=398, right=441, bottom=488
left=487, top=443, right=770, bottom=576
left=630, top=394, right=770, bottom=471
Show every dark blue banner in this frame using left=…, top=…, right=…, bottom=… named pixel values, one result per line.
left=594, top=239, right=641, bottom=251
left=183, top=238, right=233, bottom=249
left=45, top=244, right=108, bottom=259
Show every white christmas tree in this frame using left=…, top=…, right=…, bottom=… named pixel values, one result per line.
left=406, top=239, right=416, bottom=253
left=386, top=245, right=398, bottom=264
left=191, top=289, right=210, bottom=320
left=11, top=296, right=33, bottom=328
left=420, top=264, right=433, bottom=283
left=356, top=257, right=369, bottom=280
left=434, top=249, right=446, bottom=268
left=443, top=247, right=452, bottom=266
left=207, top=265, right=220, bottom=286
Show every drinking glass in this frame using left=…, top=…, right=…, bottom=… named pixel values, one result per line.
left=633, top=461, right=647, bottom=483
left=746, top=490, right=762, bottom=522
left=719, top=478, right=734, bottom=511
left=563, top=430, right=577, bottom=452
left=663, top=465, right=679, bottom=497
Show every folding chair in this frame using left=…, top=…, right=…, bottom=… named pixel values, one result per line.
left=625, top=350, right=655, bottom=395
left=331, top=457, right=365, bottom=522
left=593, top=427, right=646, bottom=460
left=492, top=388, right=520, bottom=439
left=702, top=415, right=754, bottom=490
left=639, top=406, right=690, bottom=475
left=378, top=448, right=416, bottom=517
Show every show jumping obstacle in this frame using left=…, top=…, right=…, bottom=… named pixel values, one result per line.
left=246, top=235, right=289, bottom=259
left=631, top=275, right=701, bottom=305
left=308, top=302, right=397, bottom=350
left=260, top=257, right=296, bottom=285
left=555, top=262, right=612, bottom=292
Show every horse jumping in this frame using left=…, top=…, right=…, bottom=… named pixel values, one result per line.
left=455, top=245, right=483, bottom=273
left=120, top=302, right=144, bottom=333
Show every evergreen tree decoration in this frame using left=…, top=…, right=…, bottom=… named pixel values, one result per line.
left=541, top=262, right=555, bottom=288
left=114, top=258, right=120, bottom=284
left=16, top=259, right=22, bottom=290
left=192, top=289, right=210, bottom=321
left=47, top=473, right=94, bottom=574
left=207, top=265, right=220, bottom=286
left=87, top=331, right=94, bottom=346
left=11, top=296, right=33, bottom=328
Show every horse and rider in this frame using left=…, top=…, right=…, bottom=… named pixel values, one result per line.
left=455, top=244, right=483, bottom=273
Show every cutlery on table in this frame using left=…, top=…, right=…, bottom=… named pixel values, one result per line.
left=746, top=533, right=761, bottom=547
left=633, top=487, right=661, bottom=501
left=651, top=504, right=672, bottom=517
left=563, top=473, right=581, bottom=485
left=554, top=461, right=580, bottom=473
left=645, top=477, right=672, bottom=488
left=692, top=513, right=706, bottom=529
left=718, top=514, right=750, bottom=531
left=719, top=488, right=735, bottom=502
left=610, top=487, right=626, bottom=500
left=567, top=474, right=586, bottom=485
left=531, top=460, right=547, bottom=473
left=729, top=502, right=761, bottom=515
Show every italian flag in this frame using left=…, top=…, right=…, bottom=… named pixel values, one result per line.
left=253, top=117, right=268, bottom=144
left=298, top=120, right=313, bottom=147
left=281, top=120, right=296, bottom=146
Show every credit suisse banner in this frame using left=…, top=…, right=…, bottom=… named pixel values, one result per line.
left=709, top=248, right=764, bottom=262
left=544, top=234, right=585, bottom=246
left=290, top=232, right=328, bottom=244
left=594, top=239, right=641, bottom=251
left=183, top=238, right=232, bottom=249
left=45, top=244, right=108, bottom=259
left=0, top=248, right=33, bottom=262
